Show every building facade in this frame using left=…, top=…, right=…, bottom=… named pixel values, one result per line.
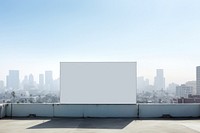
left=6, top=70, right=19, bottom=90
left=39, top=74, right=44, bottom=88
left=154, top=69, right=165, bottom=91
left=176, top=84, right=193, bottom=98
left=196, top=66, right=200, bottom=95
left=45, top=71, right=53, bottom=89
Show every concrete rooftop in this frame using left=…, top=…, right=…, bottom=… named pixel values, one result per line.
left=1, top=118, right=200, bottom=133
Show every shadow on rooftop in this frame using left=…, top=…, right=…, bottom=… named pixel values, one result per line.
left=27, top=118, right=134, bottom=129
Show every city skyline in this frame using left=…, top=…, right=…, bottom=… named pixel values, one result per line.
left=0, top=65, right=198, bottom=85
left=0, top=70, right=58, bottom=86
left=1, top=0, right=200, bottom=84
left=0, top=67, right=197, bottom=88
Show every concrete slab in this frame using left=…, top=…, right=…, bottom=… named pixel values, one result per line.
left=0, top=118, right=200, bottom=133
left=180, top=120, right=200, bottom=132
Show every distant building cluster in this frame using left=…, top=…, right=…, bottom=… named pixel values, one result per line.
left=137, top=67, right=200, bottom=103
left=138, top=69, right=166, bottom=93
left=0, top=70, right=59, bottom=103
left=2, top=70, right=58, bottom=90
left=177, top=66, right=200, bottom=103
left=1, top=66, right=200, bottom=104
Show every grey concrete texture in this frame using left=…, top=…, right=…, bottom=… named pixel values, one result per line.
left=6, top=104, right=200, bottom=118
left=1, top=118, right=200, bottom=133
left=0, top=104, right=6, bottom=118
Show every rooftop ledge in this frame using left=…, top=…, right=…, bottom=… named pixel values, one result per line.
left=1, top=103, right=200, bottom=118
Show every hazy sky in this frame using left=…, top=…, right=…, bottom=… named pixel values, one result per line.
left=1, top=0, right=200, bottom=85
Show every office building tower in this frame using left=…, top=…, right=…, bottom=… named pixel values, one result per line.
left=22, top=75, right=29, bottom=90
left=185, top=81, right=196, bottom=95
left=137, top=76, right=149, bottom=92
left=0, top=80, right=4, bottom=89
left=6, top=75, right=9, bottom=89
left=45, top=71, right=53, bottom=89
left=29, top=74, right=34, bottom=86
left=196, top=66, right=200, bottom=95
left=6, top=70, right=19, bottom=89
left=176, top=84, right=193, bottom=98
left=22, top=76, right=29, bottom=85
left=154, top=69, right=165, bottom=91
left=167, top=83, right=178, bottom=94
left=39, top=74, right=44, bottom=87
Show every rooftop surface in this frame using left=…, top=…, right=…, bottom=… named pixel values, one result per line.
left=1, top=118, right=200, bottom=133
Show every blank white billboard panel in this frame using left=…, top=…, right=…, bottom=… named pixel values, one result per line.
left=60, top=62, right=137, bottom=104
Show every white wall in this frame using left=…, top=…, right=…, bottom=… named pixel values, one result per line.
left=60, top=62, right=137, bottom=104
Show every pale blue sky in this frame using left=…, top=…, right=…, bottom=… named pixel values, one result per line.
left=1, top=0, right=200, bottom=85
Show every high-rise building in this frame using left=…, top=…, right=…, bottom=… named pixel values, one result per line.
left=185, top=81, right=196, bottom=95
left=167, top=83, right=178, bottom=94
left=22, top=75, right=29, bottom=90
left=0, top=80, right=4, bottom=89
left=137, top=76, right=149, bottom=92
left=154, top=69, right=165, bottom=91
left=22, top=76, right=28, bottom=85
left=6, top=75, right=9, bottom=89
left=39, top=74, right=44, bottom=87
left=176, top=84, right=193, bottom=98
left=45, top=71, right=53, bottom=89
left=29, top=74, right=34, bottom=86
left=6, top=70, right=19, bottom=89
left=196, top=66, right=200, bottom=95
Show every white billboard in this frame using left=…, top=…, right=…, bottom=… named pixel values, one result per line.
left=60, top=62, right=137, bottom=104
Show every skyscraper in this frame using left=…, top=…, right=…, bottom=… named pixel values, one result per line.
left=29, top=74, right=34, bottom=86
left=196, top=66, right=200, bottom=95
left=176, top=84, right=193, bottom=98
left=137, top=76, right=149, bottom=92
left=45, top=71, right=53, bottom=89
left=185, top=81, right=196, bottom=95
left=6, top=70, right=19, bottom=89
left=39, top=74, right=44, bottom=87
left=0, top=80, right=4, bottom=89
left=22, top=75, right=29, bottom=90
left=154, top=69, right=165, bottom=91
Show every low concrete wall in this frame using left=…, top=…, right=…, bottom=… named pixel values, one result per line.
left=6, top=104, right=137, bottom=118
left=83, top=105, right=137, bottom=117
left=4, top=103, right=200, bottom=118
left=139, top=104, right=200, bottom=118
left=54, top=104, right=84, bottom=117
left=0, top=104, right=6, bottom=118
left=54, top=104, right=138, bottom=117
left=7, top=104, right=54, bottom=117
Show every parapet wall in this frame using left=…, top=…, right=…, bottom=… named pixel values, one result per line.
left=6, top=104, right=137, bottom=118
left=138, top=104, right=200, bottom=117
left=3, top=103, right=200, bottom=118
left=0, top=104, right=6, bottom=118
